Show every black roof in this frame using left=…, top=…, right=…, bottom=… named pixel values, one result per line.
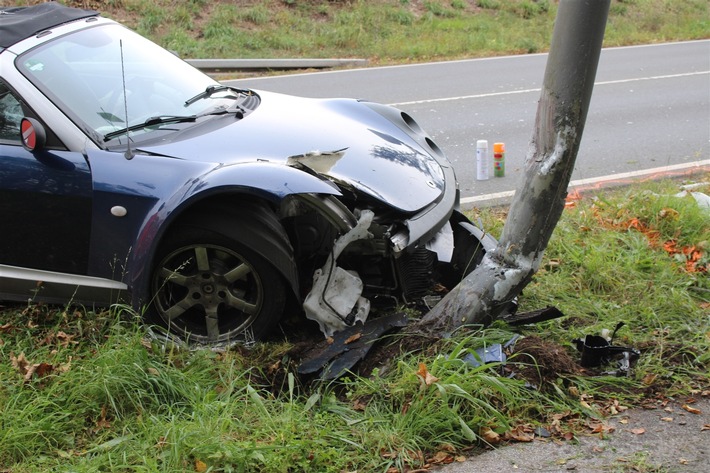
left=0, top=2, right=98, bottom=49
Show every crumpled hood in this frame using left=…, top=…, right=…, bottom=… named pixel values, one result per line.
left=136, top=90, right=447, bottom=212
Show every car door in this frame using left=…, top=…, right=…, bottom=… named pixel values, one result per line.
left=0, top=80, right=93, bottom=275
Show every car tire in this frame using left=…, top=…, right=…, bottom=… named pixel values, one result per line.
left=149, top=206, right=289, bottom=346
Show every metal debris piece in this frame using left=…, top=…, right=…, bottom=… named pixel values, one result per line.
left=462, top=335, right=520, bottom=368
left=297, top=312, right=408, bottom=380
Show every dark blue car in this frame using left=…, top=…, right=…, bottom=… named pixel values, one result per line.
left=0, top=3, right=494, bottom=346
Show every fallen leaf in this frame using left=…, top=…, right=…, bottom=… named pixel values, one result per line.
left=352, top=398, right=367, bottom=411
left=480, top=427, right=501, bottom=445
left=34, top=362, right=54, bottom=378
left=642, top=373, right=657, bottom=385
left=658, top=208, right=679, bottom=219
left=416, top=363, right=439, bottom=386
left=661, top=417, right=674, bottom=422
left=194, top=459, right=207, bottom=473
left=701, top=424, right=710, bottom=431
left=430, top=451, right=453, bottom=464
left=630, top=428, right=646, bottom=435
left=682, top=404, right=702, bottom=415
left=344, top=333, right=362, bottom=344
left=10, top=352, right=29, bottom=375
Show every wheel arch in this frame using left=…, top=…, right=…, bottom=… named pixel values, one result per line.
left=124, top=161, right=342, bottom=311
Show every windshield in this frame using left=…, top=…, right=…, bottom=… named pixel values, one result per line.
left=18, top=23, right=236, bottom=143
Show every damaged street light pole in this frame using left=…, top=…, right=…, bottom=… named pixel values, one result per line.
left=419, top=0, right=611, bottom=334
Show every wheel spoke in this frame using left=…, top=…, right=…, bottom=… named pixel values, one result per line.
left=158, top=267, right=190, bottom=286
left=223, top=263, right=251, bottom=283
left=163, top=295, right=198, bottom=321
left=193, top=247, right=210, bottom=272
left=205, top=306, right=220, bottom=341
left=225, top=292, right=258, bottom=315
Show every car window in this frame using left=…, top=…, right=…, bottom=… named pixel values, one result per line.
left=0, top=82, right=23, bottom=143
left=17, top=24, right=227, bottom=144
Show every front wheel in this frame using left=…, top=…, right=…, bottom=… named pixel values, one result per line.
left=150, top=216, right=288, bottom=346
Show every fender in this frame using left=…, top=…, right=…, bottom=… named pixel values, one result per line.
left=86, top=149, right=341, bottom=306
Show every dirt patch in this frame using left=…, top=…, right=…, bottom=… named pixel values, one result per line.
left=508, top=335, right=582, bottom=387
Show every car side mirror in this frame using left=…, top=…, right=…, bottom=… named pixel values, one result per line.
left=20, top=117, right=47, bottom=152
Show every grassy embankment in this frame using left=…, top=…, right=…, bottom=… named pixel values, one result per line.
left=64, top=0, right=710, bottom=63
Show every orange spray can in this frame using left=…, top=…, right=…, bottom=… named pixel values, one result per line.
left=493, top=142, right=505, bottom=177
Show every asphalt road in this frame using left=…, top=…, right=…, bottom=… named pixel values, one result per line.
left=436, top=398, right=710, bottom=473
left=227, top=40, right=710, bottom=205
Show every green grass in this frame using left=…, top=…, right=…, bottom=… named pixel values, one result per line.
left=59, top=0, right=709, bottom=63
left=2, top=176, right=708, bottom=472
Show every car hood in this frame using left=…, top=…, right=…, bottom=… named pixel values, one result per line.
left=135, top=90, right=447, bottom=213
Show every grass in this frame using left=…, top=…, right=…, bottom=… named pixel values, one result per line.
left=43, top=0, right=709, bottom=63
left=1, top=175, right=708, bottom=472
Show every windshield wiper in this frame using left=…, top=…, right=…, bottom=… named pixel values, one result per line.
left=103, top=115, right=197, bottom=141
left=184, top=85, right=250, bottom=106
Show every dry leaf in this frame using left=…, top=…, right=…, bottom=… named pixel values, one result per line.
left=194, top=459, right=207, bottom=473
left=344, top=333, right=362, bottom=344
left=479, top=427, right=501, bottom=445
left=430, top=451, right=453, bottom=464
left=661, top=417, right=674, bottom=422
left=630, top=428, right=646, bottom=435
left=642, top=373, right=658, bottom=385
left=352, top=398, right=367, bottom=411
left=701, top=424, right=710, bottom=431
left=507, top=426, right=534, bottom=442
left=682, top=404, right=702, bottom=415
left=416, top=363, right=439, bottom=386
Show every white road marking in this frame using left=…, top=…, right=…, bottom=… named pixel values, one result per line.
left=390, top=71, right=709, bottom=106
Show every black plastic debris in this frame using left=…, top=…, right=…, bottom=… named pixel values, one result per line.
left=298, top=312, right=408, bottom=380
left=574, top=322, right=640, bottom=376
left=502, top=306, right=565, bottom=326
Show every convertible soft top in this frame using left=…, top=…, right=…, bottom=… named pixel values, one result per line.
left=0, top=2, right=98, bottom=49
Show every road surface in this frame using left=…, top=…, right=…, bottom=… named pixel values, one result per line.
left=227, top=40, right=710, bottom=205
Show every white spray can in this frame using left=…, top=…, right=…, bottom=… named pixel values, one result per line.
left=476, top=139, right=489, bottom=180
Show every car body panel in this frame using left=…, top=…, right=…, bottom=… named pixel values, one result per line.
left=135, top=91, right=446, bottom=213
left=0, top=144, right=92, bottom=273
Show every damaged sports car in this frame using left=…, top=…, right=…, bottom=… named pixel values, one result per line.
left=0, top=3, right=496, bottom=346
